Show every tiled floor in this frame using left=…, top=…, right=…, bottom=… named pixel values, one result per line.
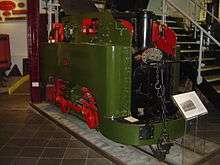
left=0, top=94, right=113, bottom=165
left=1, top=80, right=220, bottom=165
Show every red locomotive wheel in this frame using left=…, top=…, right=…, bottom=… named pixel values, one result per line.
left=2, top=10, right=11, bottom=17
left=0, top=1, right=16, bottom=11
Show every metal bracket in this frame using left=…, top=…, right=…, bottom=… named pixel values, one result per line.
left=139, top=125, right=154, bottom=140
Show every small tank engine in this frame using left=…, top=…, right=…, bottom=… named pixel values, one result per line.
left=40, top=0, right=185, bottom=159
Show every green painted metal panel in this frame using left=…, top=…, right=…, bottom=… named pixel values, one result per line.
left=100, top=117, right=185, bottom=145
left=62, top=11, right=132, bottom=46
left=41, top=43, right=131, bottom=118
left=40, top=42, right=185, bottom=145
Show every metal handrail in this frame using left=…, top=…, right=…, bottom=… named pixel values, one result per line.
left=189, top=0, right=220, bottom=24
left=166, top=0, right=220, bottom=47
left=165, top=0, right=220, bottom=85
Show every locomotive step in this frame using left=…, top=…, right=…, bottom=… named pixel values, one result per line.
left=204, top=75, right=220, bottom=83
left=201, top=65, right=220, bottom=72
left=212, top=84, right=220, bottom=93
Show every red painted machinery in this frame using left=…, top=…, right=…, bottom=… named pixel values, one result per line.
left=152, top=21, right=176, bottom=57
left=46, top=79, right=99, bottom=129
left=49, top=23, right=64, bottom=42
left=81, top=18, right=99, bottom=35
left=0, top=34, right=11, bottom=73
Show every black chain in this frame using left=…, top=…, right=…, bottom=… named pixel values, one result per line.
left=155, top=61, right=167, bottom=131
left=153, top=61, right=173, bottom=160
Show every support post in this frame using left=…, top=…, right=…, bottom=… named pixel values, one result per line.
left=27, top=0, right=41, bottom=103
left=197, top=30, right=203, bottom=85
left=194, top=0, right=199, bottom=39
left=162, top=0, right=166, bottom=24
left=54, top=0, right=59, bottom=23
left=47, top=0, right=52, bottom=37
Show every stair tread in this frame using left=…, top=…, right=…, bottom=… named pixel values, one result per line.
left=170, top=27, right=185, bottom=30
left=157, top=20, right=176, bottom=23
left=176, top=34, right=192, bottom=37
left=177, top=41, right=200, bottom=44
left=204, top=75, right=220, bottom=83
left=180, top=49, right=220, bottom=53
left=201, top=65, right=220, bottom=71
left=201, top=57, right=216, bottom=61
left=156, top=15, right=183, bottom=22
left=185, top=57, right=216, bottom=61
left=212, top=84, right=220, bottom=93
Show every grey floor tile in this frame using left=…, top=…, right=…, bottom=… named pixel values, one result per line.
left=64, top=148, right=88, bottom=159
left=18, top=147, right=44, bottom=158
left=6, top=138, right=30, bottom=147
left=202, top=154, right=220, bottom=165
left=14, top=130, right=36, bottom=138
left=0, top=146, right=21, bottom=157
left=12, top=157, right=38, bottom=165
left=0, top=130, right=17, bottom=138
left=88, top=149, right=104, bottom=158
left=0, top=157, right=14, bottom=165
left=20, top=125, right=40, bottom=132
left=25, top=138, right=49, bottom=147
left=62, top=159, right=86, bottom=165
left=52, top=131, right=71, bottom=139
left=39, top=123, right=57, bottom=132
left=37, top=158, right=62, bottom=165
left=41, top=148, right=66, bottom=158
left=70, top=136, right=77, bottom=140
left=33, top=131, right=53, bottom=139
left=46, top=139, right=69, bottom=148
left=0, top=136, right=10, bottom=145
left=68, top=140, right=88, bottom=149
left=86, top=158, right=112, bottom=165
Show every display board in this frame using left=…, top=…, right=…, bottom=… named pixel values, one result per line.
left=0, top=0, right=27, bottom=22
left=173, top=91, right=208, bottom=120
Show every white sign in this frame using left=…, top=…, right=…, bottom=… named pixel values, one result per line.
left=172, top=91, right=208, bottom=120
left=124, top=116, right=139, bottom=123
left=32, top=82, right=39, bottom=87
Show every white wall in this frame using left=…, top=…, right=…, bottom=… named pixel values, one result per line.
left=0, top=21, right=27, bottom=75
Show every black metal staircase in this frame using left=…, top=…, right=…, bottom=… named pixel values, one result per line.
left=162, top=16, right=220, bottom=109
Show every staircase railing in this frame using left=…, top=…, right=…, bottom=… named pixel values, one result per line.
left=163, top=0, right=220, bottom=85
left=189, top=0, right=220, bottom=24
left=189, top=0, right=220, bottom=40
